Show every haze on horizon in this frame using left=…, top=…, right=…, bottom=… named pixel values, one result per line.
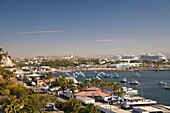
left=0, top=0, right=170, bottom=57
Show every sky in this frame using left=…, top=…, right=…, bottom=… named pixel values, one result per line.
left=0, top=0, right=170, bottom=57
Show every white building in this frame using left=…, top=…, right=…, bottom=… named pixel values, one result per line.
left=62, top=54, right=74, bottom=60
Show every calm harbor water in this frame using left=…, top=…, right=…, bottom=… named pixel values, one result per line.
left=54, top=71, right=170, bottom=106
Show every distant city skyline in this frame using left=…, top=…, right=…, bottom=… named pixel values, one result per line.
left=0, top=0, right=170, bottom=57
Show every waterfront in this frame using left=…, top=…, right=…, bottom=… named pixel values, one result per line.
left=54, top=71, right=170, bottom=106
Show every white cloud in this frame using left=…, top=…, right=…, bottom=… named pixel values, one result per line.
left=81, top=38, right=131, bottom=42
left=12, top=30, right=63, bottom=34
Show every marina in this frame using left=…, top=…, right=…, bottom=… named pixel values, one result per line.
left=54, top=71, right=170, bottom=106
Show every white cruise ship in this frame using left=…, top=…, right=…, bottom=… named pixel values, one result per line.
left=121, top=54, right=139, bottom=61
left=140, top=53, right=168, bottom=62
left=111, top=54, right=139, bottom=61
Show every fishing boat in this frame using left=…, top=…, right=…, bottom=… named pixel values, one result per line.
left=157, top=81, right=167, bottom=85
left=120, top=78, right=128, bottom=83
left=129, top=79, right=140, bottom=85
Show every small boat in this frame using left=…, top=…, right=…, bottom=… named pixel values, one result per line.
left=74, top=72, right=80, bottom=76
left=95, top=76, right=101, bottom=80
left=110, top=74, right=114, bottom=78
left=94, top=71, right=98, bottom=73
left=72, top=73, right=77, bottom=78
left=98, top=72, right=106, bottom=76
left=79, top=71, right=85, bottom=77
left=113, top=73, right=120, bottom=78
left=120, top=78, right=128, bottom=83
left=157, top=81, right=167, bottom=85
left=64, top=73, right=70, bottom=76
left=133, top=72, right=140, bottom=77
left=164, top=85, right=170, bottom=90
left=103, top=74, right=110, bottom=78
left=129, top=79, right=140, bottom=85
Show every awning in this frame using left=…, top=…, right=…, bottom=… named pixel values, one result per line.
left=108, top=97, right=124, bottom=101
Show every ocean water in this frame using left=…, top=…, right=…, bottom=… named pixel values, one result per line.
left=53, top=71, right=170, bottom=106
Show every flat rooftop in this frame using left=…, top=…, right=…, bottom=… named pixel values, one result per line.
left=95, top=102, right=131, bottom=113
left=76, top=96, right=95, bottom=101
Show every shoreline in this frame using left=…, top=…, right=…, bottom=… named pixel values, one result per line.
left=56, top=67, right=170, bottom=73
left=13, top=67, right=170, bottom=75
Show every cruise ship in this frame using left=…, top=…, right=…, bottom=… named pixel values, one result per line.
left=111, top=54, right=139, bottom=61
left=121, top=54, right=139, bottom=61
left=140, top=53, right=168, bottom=62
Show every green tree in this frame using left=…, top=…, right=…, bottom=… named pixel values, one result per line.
left=2, top=95, right=21, bottom=113
left=79, top=103, right=100, bottom=113
left=91, top=78, right=102, bottom=87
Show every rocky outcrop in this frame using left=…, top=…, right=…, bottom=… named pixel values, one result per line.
left=0, top=49, right=15, bottom=67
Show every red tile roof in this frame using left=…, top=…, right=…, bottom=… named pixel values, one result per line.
left=74, top=87, right=112, bottom=97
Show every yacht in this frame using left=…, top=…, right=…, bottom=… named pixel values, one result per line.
left=157, top=81, right=167, bottom=85
left=120, top=78, right=128, bottom=83
left=122, top=87, right=138, bottom=95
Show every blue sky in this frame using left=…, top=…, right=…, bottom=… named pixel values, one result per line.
left=0, top=0, right=170, bottom=57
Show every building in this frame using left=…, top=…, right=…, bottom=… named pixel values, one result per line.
left=74, top=87, right=116, bottom=102
left=62, top=54, right=74, bottom=60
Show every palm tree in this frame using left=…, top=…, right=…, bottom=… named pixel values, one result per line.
left=83, top=79, right=89, bottom=88
left=68, top=84, right=77, bottom=97
left=46, top=72, right=53, bottom=85
left=76, top=82, right=85, bottom=92
left=2, top=95, right=21, bottom=113
left=59, top=76, right=68, bottom=93
left=91, top=79, right=102, bottom=87
left=66, top=98, right=82, bottom=113
left=111, top=83, right=125, bottom=97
